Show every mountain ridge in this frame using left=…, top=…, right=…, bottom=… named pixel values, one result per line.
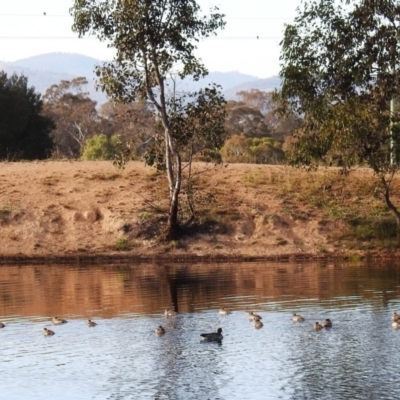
left=1, top=52, right=281, bottom=103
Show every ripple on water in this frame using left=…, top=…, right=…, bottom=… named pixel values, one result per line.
left=1, top=262, right=400, bottom=399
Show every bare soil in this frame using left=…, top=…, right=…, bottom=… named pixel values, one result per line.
left=0, top=161, right=397, bottom=264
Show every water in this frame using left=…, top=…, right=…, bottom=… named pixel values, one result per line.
left=1, top=261, right=400, bottom=399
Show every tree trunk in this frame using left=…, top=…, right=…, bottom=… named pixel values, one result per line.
left=167, top=186, right=180, bottom=239
left=381, top=176, right=400, bottom=227
left=165, top=139, right=182, bottom=239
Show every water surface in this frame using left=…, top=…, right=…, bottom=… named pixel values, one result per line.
left=1, top=261, right=400, bottom=399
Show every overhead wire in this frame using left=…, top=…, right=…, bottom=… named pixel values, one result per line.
left=0, top=13, right=293, bottom=20
left=0, top=36, right=282, bottom=40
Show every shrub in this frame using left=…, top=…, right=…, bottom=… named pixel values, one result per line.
left=221, top=134, right=285, bottom=164
left=81, top=134, right=122, bottom=160
left=114, top=237, right=132, bottom=251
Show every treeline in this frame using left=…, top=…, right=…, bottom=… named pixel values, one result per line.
left=0, top=72, right=298, bottom=163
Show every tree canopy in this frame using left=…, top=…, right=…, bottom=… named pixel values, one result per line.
left=99, top=100, right=158, bottom=159
left=42, top=77, right=101, bottom=158
left=278, top=0, right=400, bottom=225
left=71, top=0, right=227, bottom=238
left=0, top=72, right=54, bottom=160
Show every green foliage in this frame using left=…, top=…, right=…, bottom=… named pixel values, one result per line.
left=278, top=0, right=400, bottom=172
left=71, top=0, right=227, bottom=238
left=71, top=1, right=225, bottom=101
left=341, top=218, right=399, bottom=244
left=278, top=0, right=400, bottom=225
left=114, top=237, right=132, bottom=251
left=221, top=134, right=285, bottom=164
left=0, top=72, right=54, bottom=160
left=100, top=100, right=159, bottom=161
left=43, top=77, right=100, bottom=159
left=225, top=100, right=270, bottom=138
left=81, top=134, right=121, bottom=160
left=138, top=211, right=152, bottom=221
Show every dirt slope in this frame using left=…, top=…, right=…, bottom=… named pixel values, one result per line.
left=0, top=161, right=373, bottom=261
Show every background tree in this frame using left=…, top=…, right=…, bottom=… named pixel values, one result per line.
left=226, top=89, right=299, bottom=141
left=278, top=0, right=400, bottom=226
left=223, top=89, right=291, bottom=164
left=99, top=100, right=159, bottom=159
left=0, top=72, right=54, bottom=160
left=225, top=98, right=271, bottom=138
left=221, top=134, right=285, bottom=164
left=71, top=0, right=226, bottom=238
left=43, top=77, right=101, bottom=158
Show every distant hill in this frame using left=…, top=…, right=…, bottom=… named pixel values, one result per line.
left=1, top=52, right=281, bottom=104
left=223, top=76, right=282, bottom=100
left=12, top=53, right=101, bottom=79
left=0, top=60, right=76, bottom=94
left=3, top=53, right=104, bottom=105
left=176, top=71, right=260, bottom=93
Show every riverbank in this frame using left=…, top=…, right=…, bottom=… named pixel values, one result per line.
left=0, top=161, right=399, bottom=264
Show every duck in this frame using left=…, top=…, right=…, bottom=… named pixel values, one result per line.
left=248, top=311, right=262, bottom=321
left=322, top=318, right=332, bottom=328
left=87, top=319, right=97, bottom=327
left=314, top=322, right=323, bottom=331
left=52, top=316, right=67, bottom=325
left=164, top=309, right=177, bottom=317
left=0, top=322, right=5, bottom=328
left=292, top=313, right=305, bottom=322
left=219, top=308, right=232, bottom=315
left=392, top=312, right=400, bottom=322
left=43, top=327, right=55, bottom=336
left=155, top=325, right=166, bottom=335
left=200, top=327, right=223, bottom=342
left=392, top=320, right=400, bottom=329
left=254, top=320, right=264, bottom=329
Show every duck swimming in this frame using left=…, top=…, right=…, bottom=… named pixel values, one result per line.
left=200, top=328, right=223, bottom=342
left=164, top=309, right=177, bottom=317
left=155, top=325, right=166, bottom=335
left=0, top=322, right=5, bottom=328
left=392, top=320, right=400, bottom=329
left=392, top=312, right=400, bottom=322
left=322, top=319, right=332, bottom=328
left=248, top=312, right=262, bottom=321
left=43, top=327, right=55, bottom=336
left=87, top=319, right=97, bottom=327
left=254, top=320, right=264, bottom=329
left=292, top=313, right=305, bottom=322
left=314, top=322, right=323, bottom=331
left=219, top=308, right=232, bottom=315
left=52, top=316, right=67, bottom=325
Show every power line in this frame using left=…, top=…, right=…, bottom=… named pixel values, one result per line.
left=0, top=13, right=292, bottom=20
left=0, top=36, right=98, bottom=40
left=0, top=14, right=67, bottom=17
left=208, top=36, right=282, bottom=40
left=227, top=17, right=293, bottom=20
left=0, top=35, right=283, bottom=40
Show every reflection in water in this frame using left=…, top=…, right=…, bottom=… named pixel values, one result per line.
left=1, top=261, right=400, bottom=399
left=1, top=262, right=400, bottom=317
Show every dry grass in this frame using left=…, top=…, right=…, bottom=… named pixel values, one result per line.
left=0, top=160, right=399, bottom=259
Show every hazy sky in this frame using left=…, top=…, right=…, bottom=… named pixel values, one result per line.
left=0, top=0, right=301, bottom=78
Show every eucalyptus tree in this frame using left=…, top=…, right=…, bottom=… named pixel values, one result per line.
left=0, top=72, right=54, bottom=160
left=99, top=101, right=158, bottom=159
left=278, top=0, right=400, bottom=225
left=43, top=77, right=100, bottom=158
left=71, top=0, right=226, bottom=239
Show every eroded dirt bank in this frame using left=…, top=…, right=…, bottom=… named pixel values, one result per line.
left=0, top=161, right=396, bottom=264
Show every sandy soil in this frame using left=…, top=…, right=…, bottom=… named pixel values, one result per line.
left=0, top=161, right=357, bottom=263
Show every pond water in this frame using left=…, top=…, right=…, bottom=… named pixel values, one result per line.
left=1, top=261, right=400, bottom=400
